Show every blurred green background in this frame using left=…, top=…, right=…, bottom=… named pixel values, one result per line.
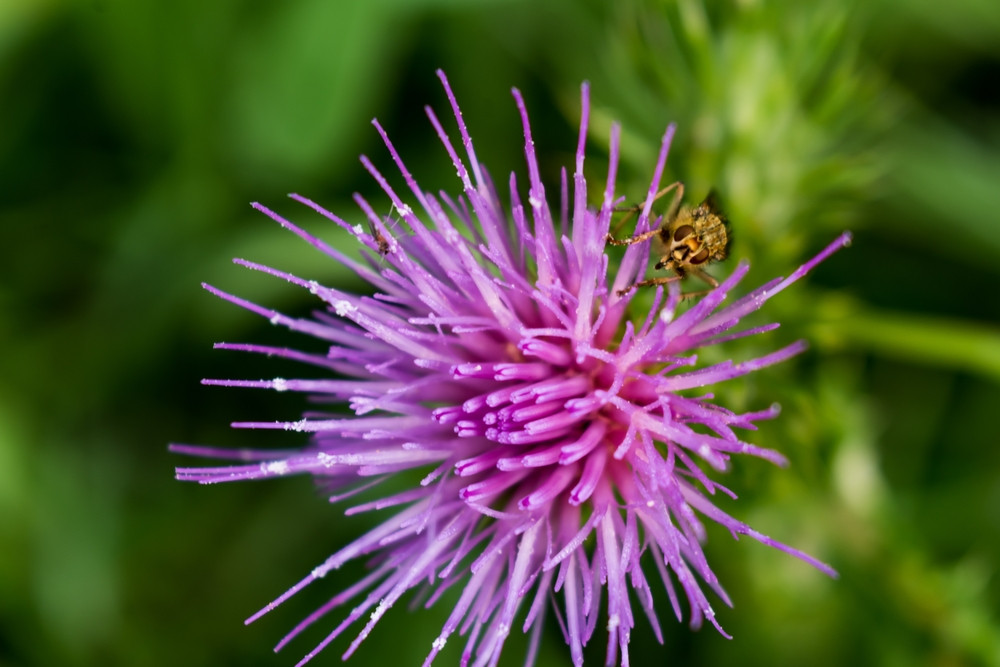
left=2, top=0, right=999, bottom=665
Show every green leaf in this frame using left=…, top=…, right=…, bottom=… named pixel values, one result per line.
left=813, top=295, right=1000, bottom=382
left=889, top=120, right=1000, bottom=266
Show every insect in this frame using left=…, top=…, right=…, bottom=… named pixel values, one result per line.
left=369, top=204, right=402, bottom=257
left=369, top=220, right=391, bottom=256
left=605, top=181, right=730, bottom=297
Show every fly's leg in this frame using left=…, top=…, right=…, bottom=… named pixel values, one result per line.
left=671, top=267, right=720, bottom=300
left=605, top=181, right=685, bottom=246
left=616, top=274, right=683, bottom=296
left=617, top=266, right=719, bottom=299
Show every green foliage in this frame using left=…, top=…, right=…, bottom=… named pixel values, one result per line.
left=1, top=0, right=998, bottom=665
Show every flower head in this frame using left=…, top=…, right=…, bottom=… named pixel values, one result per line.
left=174, top=70, right=848, bottom=667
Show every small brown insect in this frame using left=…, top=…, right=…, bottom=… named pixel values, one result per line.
left=606, top=181, right=730, bottom=297
left=368, top=208, right=397, bottom=256
left=370, top=222, right=391, bottom=256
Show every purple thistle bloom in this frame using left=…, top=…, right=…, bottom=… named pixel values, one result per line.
left=173, top=70, right=848, bottom=667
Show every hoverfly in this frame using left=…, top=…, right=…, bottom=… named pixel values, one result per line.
left=606, top=181, right=730, bottom=297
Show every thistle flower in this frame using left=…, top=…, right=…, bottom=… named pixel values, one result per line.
left=173, top=70, right=848, bottom=667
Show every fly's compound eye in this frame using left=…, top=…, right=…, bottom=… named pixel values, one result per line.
left=672, top=225, right=694, bottom=242
left=690, top=249, right=710, bottom=265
